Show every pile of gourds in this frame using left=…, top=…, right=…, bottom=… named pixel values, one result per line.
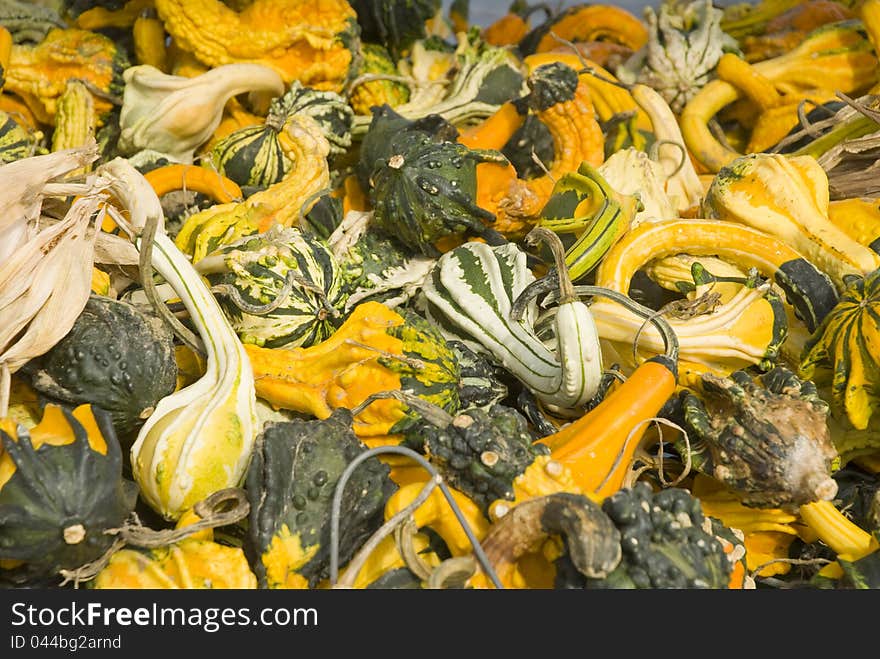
left=1, top=0, right=880, bottom=590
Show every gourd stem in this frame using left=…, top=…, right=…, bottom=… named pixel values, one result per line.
left=511, top=280, right=679, bottom=363
left=138, top=209, right=206, bottom=358
left=548, top=30, right=631, bottom=91
left=345, top=73, right=418, bottom=99
left=525, top=226, right=576, bottom=304
left=329, top=445, right=504, bottom=589
left=395, top=517, right=435, bottom=580
left=350, top=390, right=454, bottom=428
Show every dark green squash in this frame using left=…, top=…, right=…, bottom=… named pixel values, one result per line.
left=245, top=408, right=397, bottom=589
left=22, top=295, right=177, bottom=437
left=403, top=404, right=549, bottom=515
left=350, top=0, right=442, bottom=61
left=362, top=106, right=508, bottom=256
left=0, top=404, right=138, bottom=586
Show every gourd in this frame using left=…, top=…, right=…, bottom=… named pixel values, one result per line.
left=206, top=81, right=353, bottom=192
left=154, top=0, right=358, bottom=90
left=473, top=61, right=606, bottom=239
left=421, top=232, right=603, bottom=415
left=174, top=114, right=332, bottom=264
left=703, top=153, right=880, bottom=291
left=132, top=7, right=169, bottom=72
left=0, top=404, right=138, bottom=585
left=827, top=198, right=880, bottom=253
left=243, top=301, right=460, bottom=447
left=0, top=109, right=42, bottom=163
left=246, top=408, right=396, bottom=589
left=144, top=164, right=243, bottom=204
left=4, top=28, right=129, bottom=126
left=195, top=225, right=348, bottom=349
left=0, top=0, right=66, bottom=45
left=90, top=507, right=258, bottom=589
left=518, top=3, right=649, bottom=56
left=592, top=218, right=839, bottom=373
left=799, top=268, right=880, bottom=432
left=98, top=157, right=259, bottom=522
left=680, top=21, right=879, bottom=173
left=350, top=0, right=441, bottom=61
left=72, top=0, right=154, bottom=29
left=616, top=0, right=738, bottom=114
left=117, top=63, right=286, bottom=163
left=50, top=80, right=95, bottom=161
left=537, top=160, right=638, bottom=282
left=347, top=43, right=411, bottom=116
left=350, top=31, right=525, bottom=136
left=22, top=294, right=178, bottom=437
left=363, top=106, right=507, bottom=257
left=679, top=367, right=838, bottom=509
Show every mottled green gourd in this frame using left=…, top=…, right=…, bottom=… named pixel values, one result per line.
left=22, top=295, right=178, bottom=437
left=245, top=408, right=397, bottom=589
left=362, top=106, right=508, bottom=256
left=349, top=42, right=411, bottom=116
left=0, top=405, right=139, bottom=586
left=207, top=81, right=353, bottom=192
left=404, top=404, right=549, bottom=515
left=198, top=225, right=348, bottom=349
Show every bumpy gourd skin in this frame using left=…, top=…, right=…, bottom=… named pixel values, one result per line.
left=559, top=483, right=734, bottom=589
left=404, top=405, right=550, bottom=515
left=5, top=27, right=129, bottom=125
left=246, top=408, right=397, bottom=589
left=22, top=295, right=178, bottom=437
left=155, top=0, right=357, bottom=90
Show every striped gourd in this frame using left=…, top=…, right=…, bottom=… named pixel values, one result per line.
left=207, top=81, right=353, bottom=192
left=51, top=80, right=95, bottom=158
left=0, top=110, right=41, bottom=163
left=421, top=240, right=603, bottom=413
left=196, top=225, right=348, bottom=349
left=800, top=269, right=880, bottom=432
left=348, top=42, right=410, bottom=116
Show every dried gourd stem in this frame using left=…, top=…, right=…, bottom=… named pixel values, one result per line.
left=749, top=557, right=832, bottom=583
left=796, top=99, right=828, bottom=139
left=708, top=118, right=737, bottom=152
left=548, top=30, right=630, bottom=90
left=350, top=390, right=454, bottom=428
left=138, top=206, right=206, bottom=358
left=529, top=148, right=556, bottom=184
left=335, top=477, right=438, bottom=589
left=427, top=556, right=477, bottom=589
left=0, top=363, right=10, bottom=419
left=394, top=514, right=435, bottom=581
left=59, top=488, right=250, bottom=588
left=211, top=270, right=307, bottom=316
left=652, top=418, right=692, bottom=488
left=649, top=138, right=688, bottom=178
left=70, top=77, right=123, bottom=106
left=344, top=339, right=427, bottom=370
left=835, top=91, right=880, bottom=124
left=525, top=226, right=576, bottom=304
left=631, top=290, right=721, bottom=366
left=604, top=368, right=628, bottom=384
left=296, top=185, right=334, bottom=225
left=329, top=445, right=503, bottom=589
left=593, top=417, right=690, bottom=494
